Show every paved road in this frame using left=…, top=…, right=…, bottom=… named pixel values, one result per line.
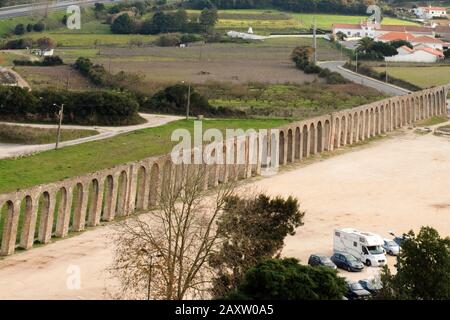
left=0, top=113, right=181, bottom=159
left=320, top=61, right=411, bottom=96
left=0, top=0, right=121, bottom=19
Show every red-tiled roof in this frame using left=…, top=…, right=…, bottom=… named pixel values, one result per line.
left=398, top=45, right=414, bottom=53
left=378, top=31, right=416, bottom=41
left=412, top=36, right=444, bottom=44
left=417, top=47, right=444, bottom=57
left=378, top=25, right=433, bottom=33
left=422, top=7, right=447, bottom=12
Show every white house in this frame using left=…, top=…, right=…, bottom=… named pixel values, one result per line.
left=386, top=45, right=444, bottom=63
left=413, top=6, right=447, bottom=20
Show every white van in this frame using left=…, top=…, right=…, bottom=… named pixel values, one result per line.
left=334, top=228, right=387, bottom=267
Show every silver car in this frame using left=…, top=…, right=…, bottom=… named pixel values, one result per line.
left=383, top=239, right=400, bottom=256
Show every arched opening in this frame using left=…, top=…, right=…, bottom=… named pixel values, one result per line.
left=294, top=127, right=301, bottom=159
left=317, top=122, right=323, bottom=153
left=375, top=108, right=380, bottom=135
left=17, top=195, right=33, bottom=247
left=324, top=120, right=331, bottom=151
left=279, top=131, right=285, bottom=165
left=346, top=115, right=352, bottom=144
left=135, top=166, right=147, bottom=211
left=86, top=179, right=99, bottom=226
left=302, top=125, right=308, bottom=158
left=101, top=175, right=114, bottom=221
left=359, top=111, right=364, bottom=139
left=149, top=163, right=160, bottom=206
left=52, top=188, right=67, bottom=236
left=70, top=183, right=83, bottom=231
left=261, top=134, right=269, bottom=169
left=369, top=109, right=375, bottom=136
left=208, top=149, right=218, bottom=187
left=380, top=106, right=385, bottom=133
left=115, top=171, right=128, bottom=217
left=287, top=129, right=293, bottom=162
left=353, top=113, right=358, bottom=141
left=340, top=117, right=346, bottom=145
left=334, top=118, right=340, bottom=148
left=309, top=123, right=316, bottom=155
left=0, top=200, right=14, bottom=249
left=36, top=192, right=50, bottom=242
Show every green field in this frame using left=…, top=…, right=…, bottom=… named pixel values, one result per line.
left=0, top=124, right=98, bottom=145
left=373, top=66, right=450, bottom=89
left=0, top=118, right=289, bottom=194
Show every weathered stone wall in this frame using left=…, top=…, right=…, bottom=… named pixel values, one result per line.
left=0, top=85, right=448, bottom=256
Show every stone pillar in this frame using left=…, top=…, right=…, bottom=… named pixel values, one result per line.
left=55, top=187, right=72, bottom=238
left=88, top=180, right=104, bottom=227
left=127, top=165, right=139, bottom=215
left=20, top=195, right=39, bottom=249
left=104, top=176, right=118, bottom=222
left=38, top=191, right=56, bottom=244
left=72, top=184, right=89, bottom=232
left=0, top=200, right=20, bottom=256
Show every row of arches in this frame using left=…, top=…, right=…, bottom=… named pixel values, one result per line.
left=0, top=86, right=448, bottom=256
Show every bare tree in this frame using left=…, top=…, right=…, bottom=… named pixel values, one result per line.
left=110, top=164, right=236, bottom=300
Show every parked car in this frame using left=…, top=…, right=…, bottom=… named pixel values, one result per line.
left=345, top=281, right=371, bottom=300
left=308, top=254, right=337, bottom=269
left=383, top=239, right=400, bottom=255
left=359, top=278, right=382, bottom=295
left=330, top=252, right=364, bottom=272
left=393, top=236, right=405, bottom=247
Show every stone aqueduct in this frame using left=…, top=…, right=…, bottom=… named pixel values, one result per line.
left=0, top=85, right=448, bottom=256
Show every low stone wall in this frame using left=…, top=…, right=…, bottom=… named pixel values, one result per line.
left=0, top=85, right=448, bottom=256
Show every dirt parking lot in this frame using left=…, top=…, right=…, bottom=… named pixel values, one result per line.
left=0, top=127, right=449, bottom=299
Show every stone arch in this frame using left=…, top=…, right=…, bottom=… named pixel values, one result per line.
left=375, top=107, right=380, bottom=135
left=70, top=183, right=84, bottom=231
left=309, top=123, right=316, bottom=155
left=287, top=129, right=293, bottom=162
left=359, top=111, right=364, bottom=139
left=324, top=120, right=331, bottom=151
left=0, top=200, right=14, bottom=252
left=115, top=171, right=128, bottom=217
left=370, top=108, right=375, bottom=136
left=364, top=109, right=369, bottom=138
left=101, top=175, right=114, bottom=221
left=52, top=187, right=67, bottom=236
left=340, top=116, right=346, bottom=145
left=86, top=179, right=100, bottom=226
left=261, top=134, right=269, bottom=169
left=294, top=127, right=301, bottom=160
left=317, top=121, right=323, bottom=153
left=149, top=163, right=160, bottom=206
left=17, top=195, right=34, bottom=248
left=401, top=100, right=406, bottom=126
left=346, top=114, right=352, bottom=144
left=279, top=130, right=285, bottom=165
left=420, top=96, right=424, bottom=120
left=353, top=112, right=358, bottom=141
left=135, top=166, right=147, bottom=211
left=36, top=191, right=51, bottom=242
left=380, top=106, right=385, bottom=133
left=302, top=125, right=308, bottom=158
left=162, top=160, right=172, bottom=193
left=208, top=149, right=218, bottom=187
left=333, top=118, right=340, bottom=148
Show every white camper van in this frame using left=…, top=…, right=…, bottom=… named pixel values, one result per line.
left=334, top=228, right=387, bottom=267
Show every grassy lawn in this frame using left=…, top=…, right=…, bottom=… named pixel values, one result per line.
left=187, top=9, right=418, bottom=32
left=416, top=116, right=449, bottom=126
left=0, top=118, right=289, bottom=194
left=373, top=66, right=450, bottom=89
left=0, top=124, right=98, bottom=145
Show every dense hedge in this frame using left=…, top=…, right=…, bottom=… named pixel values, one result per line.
left=13, top=56, right=64, bottom=66
left=0, top=87, right=142, bottom=125
left=142, top=84, right=245, bottom=118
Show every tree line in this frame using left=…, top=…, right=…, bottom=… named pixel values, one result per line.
left=187, top=0, right=381, bottom=14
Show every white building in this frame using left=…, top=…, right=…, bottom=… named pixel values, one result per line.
left=332, top=21, right=435, bottom=40
left=413, top=6, right=447, bottom=20
left=226, top=30, right=267, bottom=40
left=386, top=45, right=444, bottom=63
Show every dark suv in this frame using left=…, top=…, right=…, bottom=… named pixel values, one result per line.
left=308, top=254, right=337, bottom=270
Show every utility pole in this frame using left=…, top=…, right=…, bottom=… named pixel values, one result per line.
left=313, top=17, right=317, bottom=64
left=54, top=103, right=64, bottom=150
left=385, top=60, right=388, bottom=83
left=187, top=84, right=191, bottom=120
